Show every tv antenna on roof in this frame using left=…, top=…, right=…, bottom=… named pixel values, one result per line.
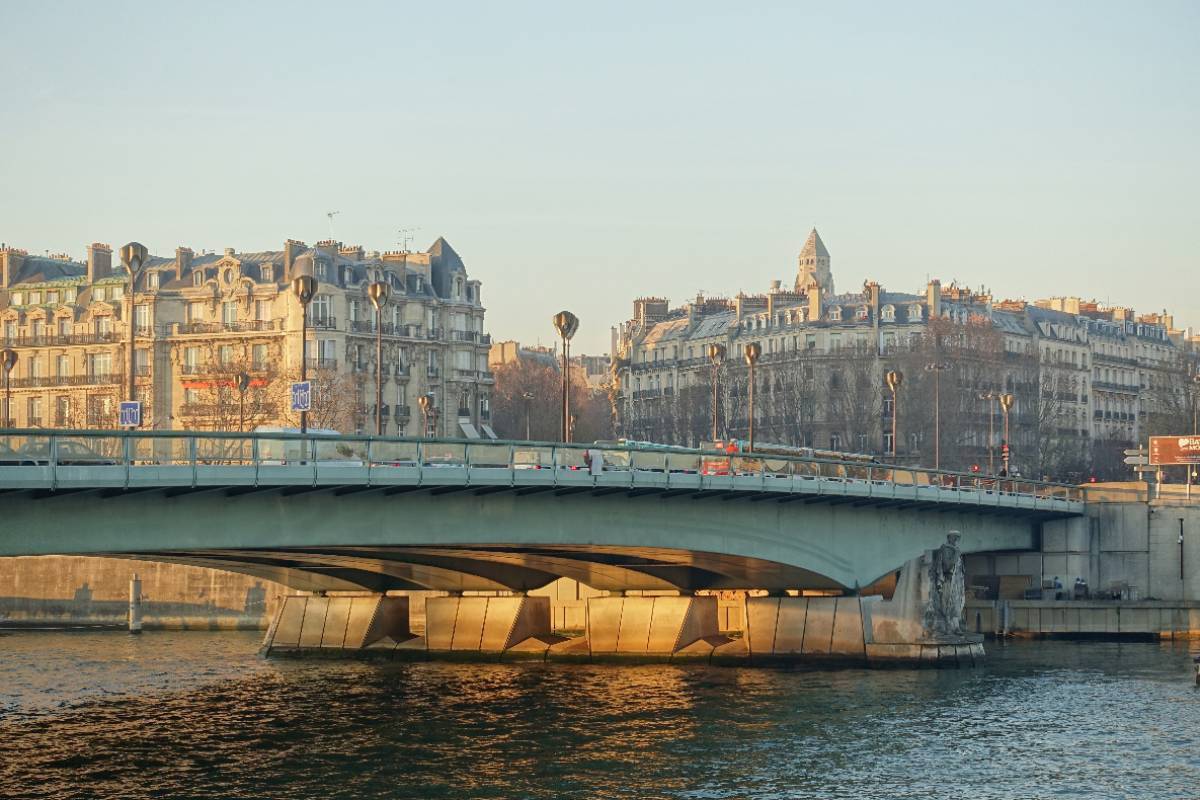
left=398, top=227, right=420, bottom=253
left=325, top=211, right=341, bottom=240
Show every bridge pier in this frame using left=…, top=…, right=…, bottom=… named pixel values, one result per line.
left=583, top=595, right=730, bottom=660
left=262, top=594, right=415, bottom=656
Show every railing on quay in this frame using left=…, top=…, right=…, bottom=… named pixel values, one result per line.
left=0, top=427, right=1088, bottom=509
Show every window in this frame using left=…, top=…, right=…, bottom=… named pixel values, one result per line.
left=219, top=345, right=234, bottom=365
left=134, top=348, right=150, bottom=375
left=193, top=271, right=204, bottom=286
left=30, top=291, right=42, bottom=304
left=47, top=290, right=59, bottom=304
left=830, top=432, right=842, bottom=450
left=909, top=304, right=923, bottom=320
left=27, top=396, right=43, bottom=425
left=261, top=265, right=273, bottom=282
left=96, top=316, right=112, bottom=336
left=147, top=272, right=159, bottom=290
left=94, top=288, right=105, bottom=301
left=32, top=319, right=45, bottom=339
left=828, top=306, right=842, bottom=321
left=348, top=299, right=360, bottom=323
left=56, top=355, right=70, bottom=377
left=252, top=344, right=268, bottom=370
left=187, top=302, right=205, bottom=322
left=184, top=347, right=200, bottom=372
left=856, top=306, right=869, bottom=320
left=27, top=357, right=42, bottom=379
left=255, top=300, right=271, bottom=321
left=55, top=396, right=71, bottom=426
left=134, top=303, right=150, bottom=332
left=222, top=301, right=237, bottom=325
left=806, top=334, right=816, bottom=350
left=109, top=286, right=122, bottom=300
left=87, top=352, right=112, bottom=378
left=10, top=292, right=22, bottom=305
left=315, top=261, right=328, bottom=280
left=881, top=304, right=895, bottom=322
left=310, top=296, right=331, bottom=323
left=57, top=318, right=69, bottom=337
left=830, top=333, right=842, bottom=350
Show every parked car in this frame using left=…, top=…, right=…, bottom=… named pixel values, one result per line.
left=19, top=440, right=119, bottom=466
left=0, top=442, right=34, bottom=466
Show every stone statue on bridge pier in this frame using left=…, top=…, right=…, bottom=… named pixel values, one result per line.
left=922, top=531, right=966, bottom=640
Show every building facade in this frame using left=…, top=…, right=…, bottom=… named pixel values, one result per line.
left=0, top=237, right=494, bottom=437
left=613, top=230, right=1199, bottom=480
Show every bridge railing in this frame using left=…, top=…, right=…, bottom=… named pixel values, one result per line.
left=0, top=428, right=1085, bottom=504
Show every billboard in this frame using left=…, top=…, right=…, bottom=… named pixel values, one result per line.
left=1148, top=436, right=1200, bottom=465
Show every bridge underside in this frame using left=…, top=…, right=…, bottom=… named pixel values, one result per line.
left=0, top=478, right=1057, bottom=591
left=104, top=544, right=844, bottom=594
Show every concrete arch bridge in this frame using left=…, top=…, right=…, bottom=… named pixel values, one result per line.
left=0, top=430, right=1085, bottom=663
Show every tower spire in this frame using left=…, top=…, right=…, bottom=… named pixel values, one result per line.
left=795, top=228, right=833, bottom=295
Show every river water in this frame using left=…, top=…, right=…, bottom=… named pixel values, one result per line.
left=1, top=631, right=1198, bottom=800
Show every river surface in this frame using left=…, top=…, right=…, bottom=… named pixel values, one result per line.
left=1, top=631, right=1198, bottom=799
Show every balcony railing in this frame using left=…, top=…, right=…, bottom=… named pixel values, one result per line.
left=426, top=328, right=443, bottom=340
left=5, top=373, right=121, bottom=389
left=308, top=316, right=338, bottom=331
left=178, top=320, right=281, bottom=335
left=306, top=357, right=338, bottom=370
left=1, top=332, right=122, bottom=348
left=426, top=366, right=440, bottom=378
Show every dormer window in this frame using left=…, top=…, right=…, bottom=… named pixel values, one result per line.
left=147, top=272, right=159, bottom=290
left=909, top=304, right=923, bottom=319
left=856, top=305, right=869, bottom=320
left=828, top=306, right=842, bottom=321
left=193, top=271, right=204, bottom=287
left=315, top=262, right=328, bottom=280
left=881, top=304, right=895, bottom=322
left=261, top=265, right=273, bottom=282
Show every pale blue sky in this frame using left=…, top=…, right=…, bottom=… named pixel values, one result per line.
left=1, top=1, right=1197, bottom=353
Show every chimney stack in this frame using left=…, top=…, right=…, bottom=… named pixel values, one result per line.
left=0, top=246, right=27, bottom=289
left=926, top=279, right=942, bottom=319
left=87, top=243, right=113, bottom=284
left=807, top=287, right=822, bottom=323
left=284, top=239, right=305, bottom=278
left=175, top=247, right=193, bottom=282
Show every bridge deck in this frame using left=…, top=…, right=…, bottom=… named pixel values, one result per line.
left=0, top=429, right=1084, bottom=517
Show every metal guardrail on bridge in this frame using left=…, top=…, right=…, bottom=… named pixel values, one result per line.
left=0, top=429, right=1087, bottom=514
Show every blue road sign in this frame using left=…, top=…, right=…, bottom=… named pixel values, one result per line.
left=119, top=401, right=141, bottom=427
left=290, top=381, right=312, bottom=412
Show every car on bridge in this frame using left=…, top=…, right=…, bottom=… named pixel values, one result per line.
left=18, top=440, right=118, bottom=466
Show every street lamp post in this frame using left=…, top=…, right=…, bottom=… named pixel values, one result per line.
left=924, top=361, right=952, bottom=470
left=119, top=242, right=148, bottom=428
left=706, top=343, right=726, bottom=442
left=1, top=348, right=16, bottom=427
left=236, top=371, right=251, bottom=433
left=1192, top=374, right=1200, bottom=435
left=744, top=342, right=761, bottom=453
left=979, top=391, right=997, bottom=474
left=291, top=274, right=318, bottom=434
left=552, top=311, right=579, bottom=442
left=368, top=281, right=391, bottom=436
left=522, top=391, right=534, bottom=440
left=886, top=370, right=903, bottom=461
left=999, top=392, right=1015, bottom=476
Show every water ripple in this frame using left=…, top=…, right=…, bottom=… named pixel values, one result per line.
left=1, top=633, right=1198, bottom=799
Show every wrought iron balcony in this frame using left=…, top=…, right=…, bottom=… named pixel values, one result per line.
left=306, top=357, right=338, bottom=370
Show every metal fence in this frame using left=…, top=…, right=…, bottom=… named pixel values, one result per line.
left=0, top=427, right=1091, bottom=505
